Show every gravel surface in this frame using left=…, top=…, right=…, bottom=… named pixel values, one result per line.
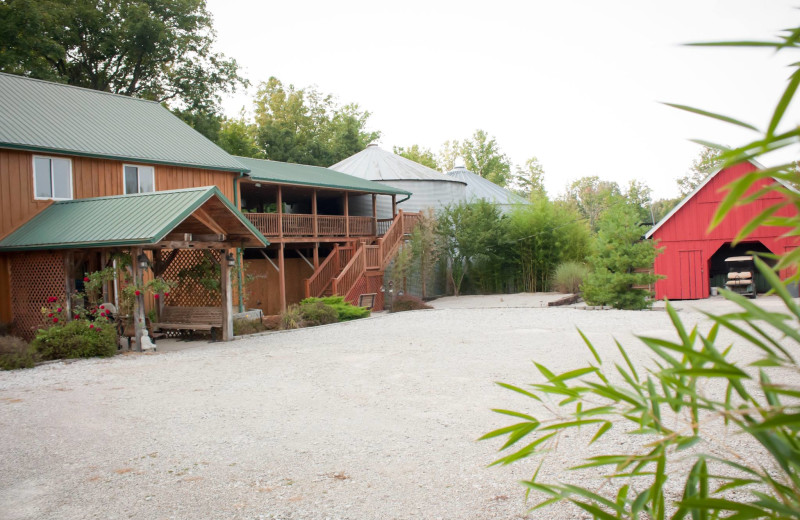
left=0, top=294, right=792, bottom=520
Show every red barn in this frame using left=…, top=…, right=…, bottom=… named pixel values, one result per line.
left=646, top=160, right=800, bottom=300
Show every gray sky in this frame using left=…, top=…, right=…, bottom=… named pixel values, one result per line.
left=206, top=0, right=799, bottom=199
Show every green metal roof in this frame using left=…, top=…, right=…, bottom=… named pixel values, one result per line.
left=236, top=156, right=412, bottom=196
left=0, top=187, right=267, bottom=251
left=0, top=73, right=248, bottom=172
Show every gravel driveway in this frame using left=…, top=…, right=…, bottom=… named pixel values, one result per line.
left=0, top=294, right=790, bottom=519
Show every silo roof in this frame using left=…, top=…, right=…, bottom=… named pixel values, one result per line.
left=330, top=144, right=465, bottom=184
left=446, top=166, right=530, bottom=205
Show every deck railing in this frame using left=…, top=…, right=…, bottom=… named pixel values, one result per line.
left=365, top=245, right=380, bottom=269
left=245, top=213, right=377, bottom=238
left=377, top=219, right=394, bottom=236
left=332, top=245, right=366, bottom=298
left=304, top=245, right=341, bottom=298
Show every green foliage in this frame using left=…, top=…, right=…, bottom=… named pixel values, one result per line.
left=0, top=335, right=38, bottom=370
left=650, top=196, right=681, bottom=224
left=393, top=144, right=439, bottom=170
left=253, top=77, right=380, bottom=166
left=0, top=0, right=245, bottom=131
left=33, top=319, right=117, bottom=360
left=390, top=294, right=432, bottom=313
left=409, top=208, right=440, bottom=299
left=300, top=296, right=370, bottom=321
left=232, top=318, right=266, bottom=336
left=438, top=200, right=504, bottom=295
left=581, top=203, right=660, bottom=309
left=677, top=146, right=722, bottom=196
left=217, top=114, right=262, bottom=158
left=178, top=256, right=221, bottom=293
left=459, top=129, right=512, bottom=186
left=551, top=261, right=589, bottom=294
left=297, top=301, right=339, bottom=327
left=504, top=200, right=591, bottom=293
left=509, top=157, right=547, bottom=200
left=280, top=305, right=303, bottom=330
left=561, top=176, right=622, bottom=231
left=623, top=179, right=654, bottom=224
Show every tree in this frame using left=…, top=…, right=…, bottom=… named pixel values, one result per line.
left=623, top=179, right=653, bottom=224
left=509, top=157, right=547, bottom=200
left=676, top=146, right=722, bottom=196
left=217, top=114, right=261, bottom=158
left=393, top=145, right=439, bottom=170
left=253, top=77, right=379, bottom=166
left=0, top=0, right=245, bottom=139
left=460, top=129, right=512, bottom=186
left=409, top=208, right=440, bottom=299
left=437, top=140, right=460, bottom=172
left=580, top=202, right=660, bottom=309
left=561, top=176, right=622, bottom=231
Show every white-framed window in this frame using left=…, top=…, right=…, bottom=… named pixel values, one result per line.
left=33, top=155, right=73, bottom=200
left=123, top=164, right=155, bottom=194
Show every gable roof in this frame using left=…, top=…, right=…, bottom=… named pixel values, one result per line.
left=330, top=144, right=465, bottom=184
left=0, top=73, right=248, bottom=173
left=644, top=158, right=785, bottom=240
left=235, top=156, right=412, bottom=196
left=446, top=166, right=530, bottom=205
left=0, top=187, right=267, bottom=251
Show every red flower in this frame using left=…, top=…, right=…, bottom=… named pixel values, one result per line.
left=47, top=313, right=53, bottom=317
left=99, top=305, right=104, bottom=309
left=47, top=296, right=57, bottom=303
left=83, top=277, right=90, bottom=282
left=164, top=292, right=169, bottom=297
left=57, top=307, right=62, bottom=313
left=89, top=324, right=94, bottom=329
left=154, top=294, right=160, bottom=299
left=52, top=318, right=58, bottom=323
left=97, top=327, right=102, bottom=331
left=74, top=315, right=79, bottom=320
left=135, top=290, right=141, bottom=296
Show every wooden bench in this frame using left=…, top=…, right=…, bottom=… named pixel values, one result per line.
left=153, top=306, right=223, bottom=337
left=358, top=293, right=377, bottom=310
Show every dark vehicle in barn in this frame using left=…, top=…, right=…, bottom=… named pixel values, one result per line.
left=724, top=256, right=757, bottom=299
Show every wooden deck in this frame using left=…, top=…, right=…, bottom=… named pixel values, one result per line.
left=245, top=213, right=395, bottom=241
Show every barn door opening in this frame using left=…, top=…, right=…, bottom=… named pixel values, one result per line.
left=708, top=241, right=776, bottom=294
left=679, top=250, right=704, bottom=299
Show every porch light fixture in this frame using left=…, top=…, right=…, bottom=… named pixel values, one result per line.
left=226, top=252, right=236, bottom=267
left=381, top=280, right=393, bottom=294
left=137, top=253, right=150, bottom=270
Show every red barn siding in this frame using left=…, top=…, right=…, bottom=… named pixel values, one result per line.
left=651, top=162, right=800, bottom=299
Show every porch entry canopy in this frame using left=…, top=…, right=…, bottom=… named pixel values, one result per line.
left=0, top=186, right=268, bottom=251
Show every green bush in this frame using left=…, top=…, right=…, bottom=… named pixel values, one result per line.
left=0, top=335, right=38, bottom=370
left=280, top=305, right=303, bottom=330
left=233, top=318, right=267, bottom=336
left=390, top=294, right=432, bottom=312
left=551, top=261, right=589, bottom=294
left=33, top=320, right=117, bottom=360
left=299, top=300, right=338, bottom=326
left=300, top=296, right=370, bottom=321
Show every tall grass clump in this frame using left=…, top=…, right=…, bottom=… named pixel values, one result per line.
left=551, top=261, right=589, bottom=294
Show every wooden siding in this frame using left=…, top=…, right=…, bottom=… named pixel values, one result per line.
left=0, top=148, right=238, bottom=239
left=651, top=162, right=800, bottom=299
left=0, top=254, right=10, bottom=324
left=244, top=258, right=314, bottom=316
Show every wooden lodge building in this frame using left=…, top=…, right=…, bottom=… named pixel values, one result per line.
left=646, top=160, right=800, bottom=300
left=0, top=73, right=417, bottom=347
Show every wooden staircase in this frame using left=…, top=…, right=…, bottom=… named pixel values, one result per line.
left=304, top=210, right=420, bottom=303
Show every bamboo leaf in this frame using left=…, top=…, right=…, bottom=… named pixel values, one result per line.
left=495, top=382, right=541, bottom=401
left=578, top=328, right=602, bottom=365
left=663, top=103, right=760, bottom=131
left=767, top=68, right=800, bottom=137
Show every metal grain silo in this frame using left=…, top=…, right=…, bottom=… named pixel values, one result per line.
left=445, top=165, right=530, bottom=214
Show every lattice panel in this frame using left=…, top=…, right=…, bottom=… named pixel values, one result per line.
left=161, top=249, right=222, bottom=307
left=10, top=252, right=65, bottom=340
left=345, top=273, right=384, bottom=310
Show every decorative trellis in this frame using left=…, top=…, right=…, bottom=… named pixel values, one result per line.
left=160, top=249, right=222, bottom=307
left=10, top=251, right=65, bottom=340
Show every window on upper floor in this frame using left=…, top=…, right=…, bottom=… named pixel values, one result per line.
left=124, top=164, right=155, bottom=194
left=33, top=156, right=73, bottom=200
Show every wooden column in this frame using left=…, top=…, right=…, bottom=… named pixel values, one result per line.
left=278, top=243, right=287, bottom=312
left=344, top=192, right=350, bottom=238
left=371, top=194, right=378, bottom=236
left=277, top=185, right=284, bottom=239
left=131, top=247, right=146, bottom=352
left=313, top=243, right=319, bottom=269
left=220, top=249, right=233, bottom=341
left=312, top=189, right=318, bottom=238
left=391, top=194, right=397, bottom=218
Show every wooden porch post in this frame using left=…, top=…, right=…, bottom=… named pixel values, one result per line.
left=131, top=247, right=146, bottom=352
left=344, top=192, right=350, bottom=238
left=372, top=194, right=378, bottom=236
left=312, top=189, right=318, bottom=238
left=220, top=249, right=233, bottom=341
left=313, top=243, right=319, bottom=269
left=392, top=194, right=397, bottom=218
left=63, top=251, right=74, bottom=320
left=277, top=185, right=284, bottom=239
left=278, top=243, right=287, bottom=312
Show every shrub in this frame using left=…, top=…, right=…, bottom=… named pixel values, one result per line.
left=551, top=261, right=589, bottom=294
left=233, top=318, right=267, bottom=336
left=390, top=294, right=432, bottom=312
left=298, top=300, right=338, bottom=326
left=300, top=296, right=370, bottom=321
left=0, top=335, right=38, bottom=370
left=33, top=319, right=117, bottom=360
left=280, top=305, right=303, bottom=330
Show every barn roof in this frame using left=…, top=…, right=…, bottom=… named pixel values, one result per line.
left=330, top=144, right=465, bottom=184
left=644, top=158, right=795, bottom=239
left=0, top=186, right=267, bottom=251
left=0, top=73, right=248, bottom=173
